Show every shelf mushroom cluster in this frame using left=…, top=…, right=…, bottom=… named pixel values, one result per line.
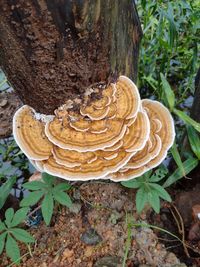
left=13, top=76, right=175, bottom=181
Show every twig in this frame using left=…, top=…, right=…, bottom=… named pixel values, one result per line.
left=27, top=205, right=41, bottom=218
left=170, top=203, right=190, bottom=257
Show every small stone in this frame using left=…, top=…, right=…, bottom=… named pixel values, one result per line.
left=69, top=202, right=82, bottom=214
left=81, top=228, right=102, bottom=245
left=73, top=189, right=81, bottom=200
left=0, top=99, right=8, bottom=107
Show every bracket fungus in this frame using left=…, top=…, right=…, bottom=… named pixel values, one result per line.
left=13, top=76, right=175, bottom=181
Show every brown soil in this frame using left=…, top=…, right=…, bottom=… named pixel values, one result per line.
left=1, top=182, right=187, bottom=267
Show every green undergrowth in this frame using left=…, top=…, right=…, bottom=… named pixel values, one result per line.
left=121, top=0, right=200, bottom=214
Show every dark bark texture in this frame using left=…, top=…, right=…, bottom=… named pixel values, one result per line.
left=0, top=0, right=142, bottom=114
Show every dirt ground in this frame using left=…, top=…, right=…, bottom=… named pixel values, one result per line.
left=2, top=181, right=198, bottom=267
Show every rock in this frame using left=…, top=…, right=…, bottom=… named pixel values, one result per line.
left=175, top=186, right=200, bottom=225
left=94, top=256, right=121, bottom=267
left=69, top=202, right=82, bottom=214
left=81, top=228, right=102, bottom=245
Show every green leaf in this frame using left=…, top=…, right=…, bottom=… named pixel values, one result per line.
left=170, top=143, right=185, bottom=177
left=187, top=125, right=200, bottom=160
left=42, top=173, right=56, bottom=185
left=0, top=221, right=6, bottom=232
left=163, top=157, right=199, bottom=188
left=121, top=178, right=141, bottom=189
left=149, top=183, right=172, bottom=202
left=5, top=208, right=14, bottom=228
left=0, top=232, right=7, bottom=254
left=160, top=73, right=175, bottom=111
left=10, top=208, right=29, bottom=227
left=6, top=234, right=20, bottom=264
left=53, top=190, right=72, bottom=208
left=54, top=182, right=71, bottom=192
left=22, top=181, right=47, bottom=191
left=136, top=187, right=148, bottom=213
left=143, top=170, right=152, bottom=180
left=147, top=190, right=160, bottom=213
left=11, top=228, right=35, bottom=243
left=20, top=191, right=44, bottom=207
left=41, top=192, right=54, bottom=225
left=149, top=166, right=168, bottom=182
left=174, top=109, right=200, bottom=132
left=0, top=176, right=16, bottom=209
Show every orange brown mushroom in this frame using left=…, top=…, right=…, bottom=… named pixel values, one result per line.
left=13, top=76, right=175, bottom=181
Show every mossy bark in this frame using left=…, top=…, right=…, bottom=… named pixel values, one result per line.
left=0, top=0, right=142, bottom=114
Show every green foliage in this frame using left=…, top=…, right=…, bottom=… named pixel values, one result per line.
left=163, top=157, right=199, bottom=188
left=187, top=125, right=200, bottom=159
left=160, top=73, right=175, bottom=111
left=174, top=108, right=200, bottom=132
left=137, top=0, right=200, bottom=188
left=170, top=143, right=185, bottom=177
left=138, top=0, right=199, bottom=98
left=20, top=173, right=72, bottom=225
left=0, top=208, right=34, bottom=264
left=121, top=166, right=171, bottom=213
left=0, top=176, right=16, bottom=209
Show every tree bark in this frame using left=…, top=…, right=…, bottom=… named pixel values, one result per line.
left=0, top=0, right=142, bottom=114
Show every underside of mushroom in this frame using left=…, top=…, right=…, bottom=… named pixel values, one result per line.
left=13, top=76, right=175, bottom=181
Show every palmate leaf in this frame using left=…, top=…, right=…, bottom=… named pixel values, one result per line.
left=41, top=192, right=54, bottom=225
left=42, top=173, right=56, bottom=185
left=121, top=179, right=141, bottom=189
left=20, top=191, right=44, bottom=207
left=6, top=234, right=20, bottom=265
left=53, top=182, right=71, bottom=191
left=136, top=187, right=148, bottom=213
left=149, top=183, right=172, bottom=202
left=0, top=176, right=16, bottom=209
left=0, top=221, right=6, bottom=232
left=10, top=208, right=29, bottom=227
left=22, top=181, right=47, bottom=191
left=53, top=190, right=72, bottom=208
left=0, top=232, right=7, bottom=255
left=149, top=166, right=168, bottom=182
left=5, top=208, right=14, bottom=228
left=147, top=190, right=160, bottom=213
left=11, top=228, right=35, bottom=243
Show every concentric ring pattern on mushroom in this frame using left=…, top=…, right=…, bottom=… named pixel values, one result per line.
left=13, top=76, right=175, bottom=181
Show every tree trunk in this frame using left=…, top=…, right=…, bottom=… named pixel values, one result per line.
left=0, top=0, right=142, bottom=114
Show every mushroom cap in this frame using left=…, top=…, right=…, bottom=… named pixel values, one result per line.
left=13, top=76, right=175, bottom=182
left=13, top=105, right=52, bottom=160
left=123, top=110, right=150, bottom=152
left=52, top=146, right=96, bottom=167
left=45, top=118, right=127, bottom=152
left=80, top=84, right=115, bottom=120
left=45, top=76, right=141, bottom=152
left=108, top=99, right=175, bottom=181
left=115, top=76, right=140, bottom=119
left=43, top=148, right=135, bottom=180
left=47, top=109, right=150, bottom=180
left=126, top=116, right=162, bottom=169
